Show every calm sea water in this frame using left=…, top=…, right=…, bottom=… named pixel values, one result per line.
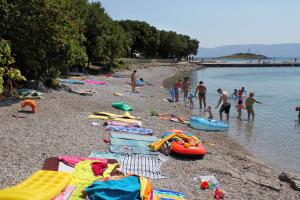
left=190, top=67, right=300, bottom=173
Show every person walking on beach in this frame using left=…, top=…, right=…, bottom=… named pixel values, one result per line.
left=173, top=79, right=181, bottom=102
left=131, top=70, right=137, bottom=93
left=245, top=92, right=263, bottom=121
left=195, top=81, right=207, bottom=109
left=215, top=88, right=231, bottom=121
left=182, top=77, right=190, bottom=101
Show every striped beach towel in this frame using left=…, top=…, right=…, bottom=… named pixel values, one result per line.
left=120, top=154, right=166, bottom=179
left=90, top=152, right=165, bottom=179
left=154, top=189, right=185, bottom=200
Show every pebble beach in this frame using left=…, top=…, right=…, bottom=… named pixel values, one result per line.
left=1, top=64, right=299, bottom=199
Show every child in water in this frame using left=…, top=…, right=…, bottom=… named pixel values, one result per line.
left=207, top=106, right=214, bottom=120
left=245, top=92, right=263, bottom=120
left=188, top=92, right=195, bottom=109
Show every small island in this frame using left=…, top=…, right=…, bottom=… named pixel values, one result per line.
left=218, top=53, right=268, bottom=59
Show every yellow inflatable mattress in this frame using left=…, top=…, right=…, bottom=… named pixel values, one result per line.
left=0, top=170, right=72, bottom=200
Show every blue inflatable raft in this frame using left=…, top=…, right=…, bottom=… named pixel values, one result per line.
left=189, top=116, right=229, bottom=131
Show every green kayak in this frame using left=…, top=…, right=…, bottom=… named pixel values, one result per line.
left=112, top=102, right=133, bottom=111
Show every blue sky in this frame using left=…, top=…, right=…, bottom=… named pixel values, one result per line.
left=98, top=0, right=300, bottom=47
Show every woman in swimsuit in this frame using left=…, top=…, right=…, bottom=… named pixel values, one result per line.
left=182, top=77, right=190, bottom=101
left=195, top=81, right=207, bottom=109
left=245, top=92, right=263, bottom=121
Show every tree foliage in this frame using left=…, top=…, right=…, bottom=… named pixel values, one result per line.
left=119, top=20, right=199, bottom=58
left=0, top=39, right=26, bottom=94
left=0, top=0, right=199, bottom=80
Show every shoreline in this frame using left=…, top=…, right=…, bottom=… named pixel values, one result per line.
left=0, top=64, right=299, bottom=199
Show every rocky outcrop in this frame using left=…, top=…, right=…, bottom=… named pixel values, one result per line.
left=279, top=171, right=300, bottom=191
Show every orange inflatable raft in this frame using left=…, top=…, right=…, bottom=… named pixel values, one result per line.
left=162, top=130, right=206, bottom=158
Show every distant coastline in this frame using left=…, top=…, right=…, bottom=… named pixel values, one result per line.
left=217, top=53, right=268, bottom=59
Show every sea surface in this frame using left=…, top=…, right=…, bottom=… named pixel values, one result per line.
left=189, top=67, right=300, bottom=173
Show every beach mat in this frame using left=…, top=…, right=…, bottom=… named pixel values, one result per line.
left=110, top=137, right=152, bottom=147
left=109, top=145, right=158, bottom=155
left=110, top=132, right=157, bottom=141
left=154, top=189, right=185, bottom=200
left=89, top=152, right=123, bottom=160
left=59, top=79, right=85, bottom=84
left=90, top=153, right=165, bottom=179
left=106, top=125, right=153, bottom=135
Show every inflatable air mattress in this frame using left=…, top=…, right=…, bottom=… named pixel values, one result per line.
left=189, top=116, right=229, bottom=131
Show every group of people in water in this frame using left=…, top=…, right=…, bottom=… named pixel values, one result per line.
left=172, top=77, right=263, bottom=121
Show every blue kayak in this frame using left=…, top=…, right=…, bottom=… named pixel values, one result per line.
left=189, top=116, right=229, bottom=131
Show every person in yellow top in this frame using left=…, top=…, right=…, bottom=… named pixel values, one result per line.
left=245, top=92, right=263, bottom=121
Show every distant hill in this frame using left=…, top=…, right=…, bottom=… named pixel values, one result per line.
left=198, top=43, right=300, bottom=58
left=219, top=53, right=268, bottom=59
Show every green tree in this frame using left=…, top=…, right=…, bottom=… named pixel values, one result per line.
left=0, top=0, right=87, bottom=80
left=0, top=39, right=26, bottom=94
left=85, top=2, right=128, bottom=67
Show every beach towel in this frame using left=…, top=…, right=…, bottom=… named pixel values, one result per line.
left=89, top=153, right=165, bottom=179
left=106, top=125, right=153, bottom=135
left=110, top=132, right=158, bottom=141
left=89, top=152, right=123, bottom=160
left=59, top=79, right=85, bottom=84
left=110, top=137, right=152, bottom=147
left=109, top=145, right=158, bottom=155
left=58, top=156, right=107, bottom=167
left=105, top=121, right=141, bottom=127
left=153, top=189, right=185, bottom=200
left=84, top=175, right=141, bottom=200
left=17, top=89, right=44, bottom=100
left=85, top=80, right=108, bottom=85
left=120, top=154, right=166, bottom=179
left=70, top=160, right=118, bottom=200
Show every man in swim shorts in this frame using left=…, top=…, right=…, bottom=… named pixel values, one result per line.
left=195, top=81, right=207, bottom=109
left=215, top=88, right=231, bottom=121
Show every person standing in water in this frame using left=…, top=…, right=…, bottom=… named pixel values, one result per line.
left=131, top=70, right=137, bottom=93
left=215, top=88, right=231, bottom=121
left=236, top=87, right=247, bottom=119
left=182, top=77, right=190, bottom=101
left=245, top=92, right=263, bottom=121
left=296, top=106, right=300, bottom=123
left=195, top=81, right=207, bottom=109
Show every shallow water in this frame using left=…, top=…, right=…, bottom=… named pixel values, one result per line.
left=189, top=67, right=300, bottom=173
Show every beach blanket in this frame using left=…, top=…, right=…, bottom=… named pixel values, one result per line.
left=120, top=154, right=165, bottom=179
left=85, top=79, right=108, bottom=85
left=17, top=89, right=43, bottom=100
left=153, top=189, right=185, bottom=200
left=89, top=153, right=165, bottom=179
left=84, top=175, right=141, bottom=200
left=110, top=137, right=152, bottom=148
left=110, top=132, right=158, bottom=142
left=59, top=79, right=85, bottom=84
left=105, top=121, right=141, bottom=127
left=89, top=152, right=123, bottom=160
left=109, top=145, right=158, bottom=155
left=106, top=125, right=153, bottom=135
left=62, top=84, right=95, bottom=96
